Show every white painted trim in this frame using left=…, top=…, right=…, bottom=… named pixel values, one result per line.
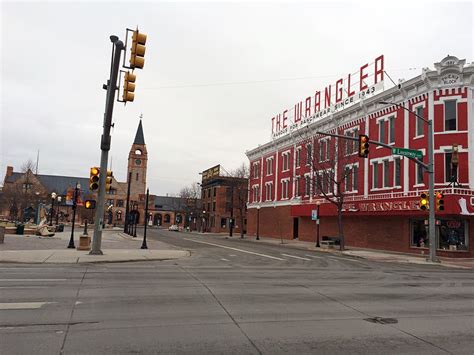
left=403, top=98, right=410, bottom=193
left=469, top=88, right=474, bottom=188
left=434, top=130, right=468, bottom=135
left=364, top=116, right=369, bottom=197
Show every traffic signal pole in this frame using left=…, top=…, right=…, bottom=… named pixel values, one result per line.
left=90, top=36, right=124, bottom=255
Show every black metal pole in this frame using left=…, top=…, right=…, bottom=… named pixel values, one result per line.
left=124, top=171, right=132, bottom=233
left=68, top=185, right=78, bottom=249
left=316, top=204, right=320, bottom=247
left=256, top=207, right=260, bottom=240
left=55, top=200, right=60, bottom=226
left=133, top=206, right=137, bottom=237
left=83, top=219, right=88, bottom=235
left=229, top=185, right=234, bottom=237
left=141, top=189, right=149, bottom=249
left=49, top=197, right=54, bottom=226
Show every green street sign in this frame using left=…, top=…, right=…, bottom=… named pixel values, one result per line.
left=392, top=147, right=423, bottom=159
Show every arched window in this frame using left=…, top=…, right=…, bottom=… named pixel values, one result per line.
left=164, top=214, right=170, bottom=223
left=135, top=149, right=142, bottom=155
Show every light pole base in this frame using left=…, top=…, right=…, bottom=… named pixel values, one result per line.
left=67, top=243, right=75, bottom=249
left=89, top=249, right=103, bottom=255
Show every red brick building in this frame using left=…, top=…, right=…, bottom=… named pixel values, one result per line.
left=246, top=55, right=474, bottom=258
left=200, top=165, right=248, bottom=234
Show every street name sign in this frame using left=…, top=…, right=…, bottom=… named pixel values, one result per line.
left=392, top=147, right=423, bottom=159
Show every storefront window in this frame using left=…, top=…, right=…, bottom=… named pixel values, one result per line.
left=438, top=219, right=468, bottom=251
left=410, top=219, right=468, bottom=250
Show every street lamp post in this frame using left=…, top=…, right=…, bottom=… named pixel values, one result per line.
left=315, top=201, right=321, bottom=247
left=141, top=189, right=149, bottom=249
left=49, top=192, right=57, bottom=226
left=133, top=204, right=138, bottom=238
left=68, top=183, right=80, bottom=249
left=202, top=210, right=206, bottom=233
left=55, top=196, right=62, bottom=226
left=256, top=205, right=260, bottom=240
left=379, top=101, right=437, bottom=262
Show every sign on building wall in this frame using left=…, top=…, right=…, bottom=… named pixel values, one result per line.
left=271, top=55, right=385, bottom=139
left=202, top=165, right=220, bottom=181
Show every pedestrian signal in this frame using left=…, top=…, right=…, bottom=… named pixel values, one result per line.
left=85, top=200, right=96, bottom=209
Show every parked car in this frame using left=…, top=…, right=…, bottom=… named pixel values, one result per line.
left=168, top=224, right=179, bottom=231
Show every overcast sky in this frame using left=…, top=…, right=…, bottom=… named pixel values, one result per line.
left=1, top=0, right=472, bottom=195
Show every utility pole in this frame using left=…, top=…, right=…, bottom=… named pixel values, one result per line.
left=90, top=36, right=124, bottom=255
left=229, top=184, right=234, bottom=237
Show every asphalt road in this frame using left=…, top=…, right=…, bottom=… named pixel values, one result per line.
left=1, top=228, right=473, bottom=354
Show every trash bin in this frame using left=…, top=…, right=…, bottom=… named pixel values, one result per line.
left=16, top=224, right=25, bottom=235
left=57, top=224, right=64, bottom=232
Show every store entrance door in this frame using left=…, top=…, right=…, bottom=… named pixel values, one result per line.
left=293, top=217, right=299, bottom=239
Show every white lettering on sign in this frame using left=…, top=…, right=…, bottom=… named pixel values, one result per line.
left=271, top=55, right=385, bottom=138
left=350, top=200, right=419, bottom=212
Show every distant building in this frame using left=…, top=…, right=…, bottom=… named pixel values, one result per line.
left=200, top=165, right=248, bottom=234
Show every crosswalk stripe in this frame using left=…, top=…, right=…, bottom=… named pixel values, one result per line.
left=281, top=253, right=312, bottom=261
left=0, top=302, right=56, bottom=310
left=183, top=238, right=286, bottom=261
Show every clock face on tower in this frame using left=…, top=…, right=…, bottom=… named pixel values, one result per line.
left=135, top=159, right=142, bottom=165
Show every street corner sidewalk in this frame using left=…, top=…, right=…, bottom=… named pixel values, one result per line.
left=0, top=248, right=190, bottom=264
left=341, top=249, right=474, bottom=269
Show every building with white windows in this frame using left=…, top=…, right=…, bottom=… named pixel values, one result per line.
left=246, top=55, right=474, bottom=258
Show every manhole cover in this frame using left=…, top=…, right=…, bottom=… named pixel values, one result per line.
left=364, top=317, right=398, bottom=324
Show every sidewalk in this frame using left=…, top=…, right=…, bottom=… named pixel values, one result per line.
left=0, top=228, right=189, bottom=264
left=201, top=232, right=474, bottom=269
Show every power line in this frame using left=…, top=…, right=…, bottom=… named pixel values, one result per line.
left=142, top=67, right=421, bottom=90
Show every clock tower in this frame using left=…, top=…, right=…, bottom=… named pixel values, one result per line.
left=127, top=119, right=148, bottom=198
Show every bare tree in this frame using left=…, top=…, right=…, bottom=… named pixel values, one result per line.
left=292, top=125, right=358, bottom=250
left=227, top=163, right=249, bottom=238
left=179, top=182, right=202, bottom=230
left=0, top=159, right=44, bottom=222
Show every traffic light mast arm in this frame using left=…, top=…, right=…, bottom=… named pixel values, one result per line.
left=315, top=130, right=428, bottom=169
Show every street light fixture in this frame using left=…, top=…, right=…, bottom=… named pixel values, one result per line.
left=49, top=192, right=57, bottom=226
left=256, top=205, right=261, bottom=240
left=378, top=100, right=437, bottom=262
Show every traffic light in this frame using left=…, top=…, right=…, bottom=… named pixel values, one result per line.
left=358, top=134, right=369, bottom=158
left=122, top=71, right=136, bottom=102
left=130, top=29, right=147, bottom=70
left=90, top=167, right=100, bottom=191
left=436, top=191, right=445, bottom=211
left=105, top=170, right=113, bottom=192
left=85, top=200, right=96, bottom=209
left=420, top=192, right=429, bottom=211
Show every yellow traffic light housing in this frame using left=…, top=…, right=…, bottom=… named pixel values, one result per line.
left=105, top=170, right=113, bottom=191
left=122, top=71, right=136, bottom=102
left=90, top=167, right=100, bottom=191
left=358, top=134, right=369, bottom=158
left=436, top=191, right=444, bottom=211
left=85, top=200, right=96, bottom=209
left=420, top=192, right=429, bottom=211
left=130, top=29, right=147, bottom=70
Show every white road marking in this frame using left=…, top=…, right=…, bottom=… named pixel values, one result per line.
left=281, top=253, right=312, bottom=261
left=0, top=279, right=67, bottom=282
left=75, top=301, right=83, bottom=305
left=229, top=254, right=237, bottom=257
left=0, top=286, right=48, bottom=289
left=221, top=258, right=230, bottom=262
left=305, top=254, right=323, bottom=259
left=0, top=302, right=56, bottom=310
left=183, top=238, right=286, bottom=261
